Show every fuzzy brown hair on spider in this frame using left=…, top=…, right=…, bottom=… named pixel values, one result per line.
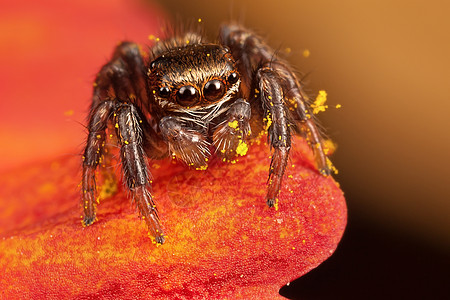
left=81, top=21, right=331, bottom=245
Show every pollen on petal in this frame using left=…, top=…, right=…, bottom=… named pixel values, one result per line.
left=236, top=140, right=249, bottom=156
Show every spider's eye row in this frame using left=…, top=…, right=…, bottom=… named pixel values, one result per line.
left=227, top=72, right=239, bottom=84
left=203, top=80, right=225, bottom=102
left=176, top=85, right=199, bottom=106
left=158, top=86, right=171, bottom=98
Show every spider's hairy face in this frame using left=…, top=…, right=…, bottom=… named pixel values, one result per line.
left=147, top=44, right=241, bottom=115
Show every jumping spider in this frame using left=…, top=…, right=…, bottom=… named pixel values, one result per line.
left=81, top=23, right=331, bottom=244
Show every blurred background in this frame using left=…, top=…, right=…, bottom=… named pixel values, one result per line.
left=1, top=0, right=449, bottom=298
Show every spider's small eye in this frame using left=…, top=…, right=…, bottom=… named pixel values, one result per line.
left=176, top=85, right=199, bottom=106
left=158, top=86, right=171, bottom=98
left=227, top=72, right=239, bottom=84
left=203, top=80, right=226, bottom=102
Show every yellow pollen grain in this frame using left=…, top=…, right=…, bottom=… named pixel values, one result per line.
left=336, top=104, right=342, bottom=108
left=264, top=114, right=272, bottom=130
left=198, top=18, right=202, bottom=23
left=228, top=120, right=239, bottom=129
left=311, top=90, right=328, bottom=114
left=322, top=139, right=337, bottom=156
left=236, top=140, right=249, bottom=156
left=326, top=157, right=339, bottom=175
left=64, top=110, right=74, bottom=116
left=302, top=49, right=310, bottom=58
left=186, top=40, right=190, bottom=44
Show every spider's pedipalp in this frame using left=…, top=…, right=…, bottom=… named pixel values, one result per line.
left=213, top=98, right=251, bottom=160
left=159, top=116, right=210, bottom=169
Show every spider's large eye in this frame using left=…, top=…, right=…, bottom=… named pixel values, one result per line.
left=158, top=86, right=171, bottom=98
left=203, top=80, right=225, bottom=102
left=227, top=72, right=239, bottom=84
left=176, top=85, right=199, bottom=106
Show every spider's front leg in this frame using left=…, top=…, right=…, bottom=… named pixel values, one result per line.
left=269, top=61, right=331, bottom=176
left=82, top=41, right=166, bottom=243
left=114, top=103, right=164, bottom=244
left=220, top=23, right=331, bottom=207
left=257, top=67, right=292, bottom=207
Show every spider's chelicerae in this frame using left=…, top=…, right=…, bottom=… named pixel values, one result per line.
left=81, top=23, right=331, bottom=244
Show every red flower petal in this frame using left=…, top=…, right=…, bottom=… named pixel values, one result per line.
left=0, top=137, right=346, bottom=299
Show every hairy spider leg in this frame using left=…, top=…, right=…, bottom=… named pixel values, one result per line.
left=268, top=61, right=331, bottom=176
left=114, top=103, right=164, bottom=244
left=82, top=42, right=167, bottom=243
left=220, top=24, right=290, bottom=206
left=82, top=100, right=117, bottom=225
left=257, top=67, right=292, bottom=206
left=92, top=42, right=149, bottom=111
left=220, top=23, right=330, bottom=206
left=213, top=98, right=252, bottom=160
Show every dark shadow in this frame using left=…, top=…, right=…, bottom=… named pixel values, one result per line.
left=279, top=214, right=450, bottom=300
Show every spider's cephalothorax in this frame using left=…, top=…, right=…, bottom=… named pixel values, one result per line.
left=81, top=23, right=331, bottom=244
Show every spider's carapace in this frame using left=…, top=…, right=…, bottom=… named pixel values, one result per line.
left=81, top=23, right=331, bottom=244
